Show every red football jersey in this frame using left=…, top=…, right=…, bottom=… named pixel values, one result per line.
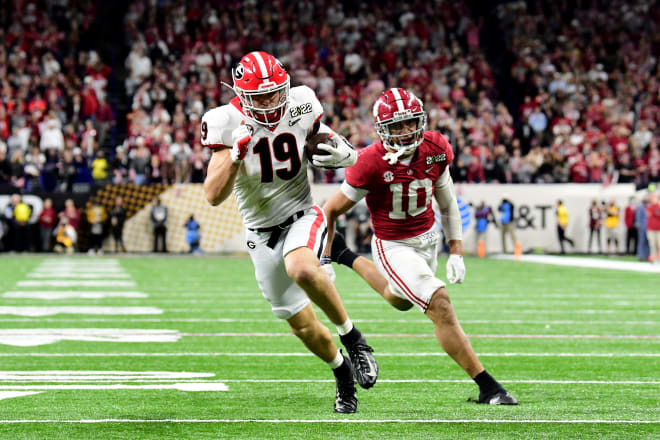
left=345, top=131, right=454, bottom=240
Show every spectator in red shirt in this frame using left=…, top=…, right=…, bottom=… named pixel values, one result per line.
left=646, top=192, right=660, bottom=264
left=38, top=198, right=57, bottom=252
left=63, top=199, right=81, bottom=232
left=624, top=197, right=637, bottom=255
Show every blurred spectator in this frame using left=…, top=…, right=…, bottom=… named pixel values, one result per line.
left=498, top=196, right=516, bottom=253
left=151, top=197, right=168, bottom=253
left=2, top=194, right=19, bottom=251
left=647, top=193, right=660, bottom=264
left=13, top=195, right=32, bottom=252
left=53, top=213, right=77, bottom=255
left=86, top=200, right=107, bottom=255
left=92, top=151, right=109, bottom=184
left=604, top=199, right=620, bottom=255
left=63, top=199, right=81, bottom=232
left=38, top=198, right=57, bottom=252
left=587, top=199, right=603, bottom=254
left=556, top=200, right=574, bottom=255
left=635, top=196, right=650, bottom=261
left=110, top=196, right=127, bottom=253
left=185, top=214, right=201, bottom=254
left=474, top=201, right=493, bottom=254
left=624, top=197, right=638, bottom=255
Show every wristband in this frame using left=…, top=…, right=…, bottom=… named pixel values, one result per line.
left=320, top=256, right=332, bottom=265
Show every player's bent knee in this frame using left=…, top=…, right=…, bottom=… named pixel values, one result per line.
left=285, top=263, right=318, bottom=286
left=426, top=288, right=457, bottom=324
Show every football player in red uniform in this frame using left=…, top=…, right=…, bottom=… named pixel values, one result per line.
left=203, top=51, right=378, bottom=413
left=323, top=88, right=517, bottom=405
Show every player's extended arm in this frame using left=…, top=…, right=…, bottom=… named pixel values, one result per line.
left=322, top=190, right=358, bottom=259
left=434, top=168, right=465, bottom=283
left=204, top=149, right=240, bottom=206
left=204, top=124, right=252, bottom=206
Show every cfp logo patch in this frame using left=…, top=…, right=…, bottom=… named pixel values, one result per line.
left=289, top=103, right=312, bottom=118
left=247, top=240, right=256, bottom=250
left=426, top=153, right=447, bottom=165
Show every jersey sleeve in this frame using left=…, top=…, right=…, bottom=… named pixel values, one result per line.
left=345, top=148, right=376, bottom=189
left=201, top=106, right=232, bottom=150
left=425, top=131, right=455, bottom=164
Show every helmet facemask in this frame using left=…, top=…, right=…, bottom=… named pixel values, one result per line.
left=233, top=77, right=290, bottom=128
left=376, top=111, right=427, bottom=157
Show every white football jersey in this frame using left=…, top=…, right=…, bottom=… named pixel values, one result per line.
left=201, top=86, right=324, bottom=228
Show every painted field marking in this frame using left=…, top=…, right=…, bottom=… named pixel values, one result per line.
left=493, top=254, right=660, bottom=273
left=2, top=291, right=148, bottom=300
left=0, top=384, right=228, bottom=391
left=0, top=329, right=181, bottom=346
left=0, top=307, right=162, bottom=317
left=204, top=379, right=660, bottom=385
left=27, top=273, right=130, bottom=279
left=0, top=419, right=655, bottom=424
left=177, top=332, right=659, bottom=340
left=165, top=308, right=656, bottom=315
left=0, top=352, right=656, bottom=358
left=0, top=317, right=653, bottom=326
left=17, top=281, right=136, bottom=287
left=0, top=392, right=42, bottom=401
left=0, top=371, right=214, bottom=381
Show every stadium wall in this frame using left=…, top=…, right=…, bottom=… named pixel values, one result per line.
left=1, top=184, right=636, bottom=254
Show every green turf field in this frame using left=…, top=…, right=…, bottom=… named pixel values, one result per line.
left=0, top=255, right=657, bottom=439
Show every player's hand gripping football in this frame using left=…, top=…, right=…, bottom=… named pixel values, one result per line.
left=312, top=136, right=357, bottom=169
left=230, top=122, right=252, bottom=163
left=446, top=254, right=465, bottom=284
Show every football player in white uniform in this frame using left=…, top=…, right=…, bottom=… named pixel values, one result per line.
left=202, top=51, right=378, bottom=413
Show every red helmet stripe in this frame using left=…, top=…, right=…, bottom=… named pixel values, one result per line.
left=390, top=88, right=405, bottom=112
left=250, top=51, right=269, bottom=78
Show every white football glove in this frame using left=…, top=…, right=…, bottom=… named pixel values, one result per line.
left=230, top=124, right=252, bottom=163
left=312, top=136, right=357, bottom=169
left=321, top=261, right=336, bottom=283
left=446, top=254, right=465, bottom=284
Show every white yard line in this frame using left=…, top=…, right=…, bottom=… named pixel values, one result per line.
left=0, top=307, right=162, bottom=317
left=2, top=291, right=148, bottom=299
left=0, top=317, right=653, bottom=325
left=492, top=254, right=660, bottom=273
left=0, top=352, right=655, bottom=358
left=27, top=273, right=130, bottom=279
left=177, top=332, right=659, bottom=339
left=17, top=281, right=136, bottom=287
left=0, top=419, right=656, bottom=424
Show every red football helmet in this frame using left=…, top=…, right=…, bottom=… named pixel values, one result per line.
left=232, top=51, right=290, bottom=128
left=372, top=88, right=426, bottom=155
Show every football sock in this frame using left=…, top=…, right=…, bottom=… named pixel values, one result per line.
left=473, top=370, right=504, bottom=395
left=327, top=350, right=344, bottom=369
left=339, top=325, right=362, bottom=348
left=336, top=318, right=354, bottom=336
left=331, top=232, right=359, bottom=268
left=332, top=354, right=353, bottom=380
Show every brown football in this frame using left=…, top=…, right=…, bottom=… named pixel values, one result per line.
left=305, top=133, right=337, bottom=163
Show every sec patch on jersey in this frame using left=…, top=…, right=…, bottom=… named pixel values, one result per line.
left=305, top=133, right=336, bottom=164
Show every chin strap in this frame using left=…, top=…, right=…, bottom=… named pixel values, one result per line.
left=382, top=148, right=408, bottom=165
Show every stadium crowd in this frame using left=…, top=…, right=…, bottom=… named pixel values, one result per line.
left=0, top=0, right=658, bottom=191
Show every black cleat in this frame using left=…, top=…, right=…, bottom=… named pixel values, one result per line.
left=474, top=389, right=519, bottom=405
left=334, top=356, right=358, bottom=413
left=346, top=336, right=378, bottom=389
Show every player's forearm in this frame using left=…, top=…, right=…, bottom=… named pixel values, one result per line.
left=322, top=206, right=338, bottom=258
left=204, top=152, right=240, bottom=206
left=435, top=179, right=462, bottom=242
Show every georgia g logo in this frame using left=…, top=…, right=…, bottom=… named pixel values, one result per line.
left=234, top=64, right=244, bottom=80
left=246, top=240, right=256, bottom=250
